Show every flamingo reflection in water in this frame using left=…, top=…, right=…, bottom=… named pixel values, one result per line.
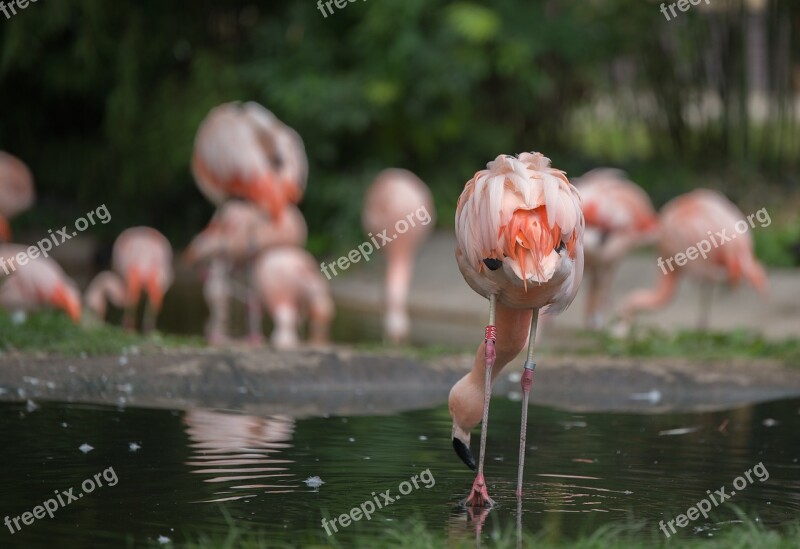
left=183, top=409, right=297, bottom=502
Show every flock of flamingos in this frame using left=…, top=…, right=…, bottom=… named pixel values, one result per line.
left=0, top=99, right=770, bottom=504
left=0, top=101, right=768, bottom=351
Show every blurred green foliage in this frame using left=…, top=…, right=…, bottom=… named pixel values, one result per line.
left=0, top=1, right=798, bottom=261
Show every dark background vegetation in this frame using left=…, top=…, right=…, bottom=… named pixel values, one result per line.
left=1, top=0, right=798, bottom=263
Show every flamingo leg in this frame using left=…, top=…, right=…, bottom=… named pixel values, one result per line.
left=245, top=234, right=264, bottom=345
left=466, top=294, right=497, bottom=508
left=516, top=308, right=540, bottom=499
left=204, top=258, right=231, bottom=345
left=142, top=300, right=156, bottom=334
left=247, top=283, right=264, bottom=345
left=122, top=306, right=136, bottom=331
left=698, top=282, right=714, bottom=330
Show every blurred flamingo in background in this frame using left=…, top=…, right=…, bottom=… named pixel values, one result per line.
left=252, top=247, right=334, bottom=350
left=0, top=244, right=81, bottom=322
left=84, top=270, right=126, bottom=323
left=112, top=227, right=174, bottom=333
left=575, top=168, right=658, bottom=330
left=449, top=152, right=584, bottom=506
left=362, top=168, right=435, bottom=344
left=619, top=189, right=767, bottom=329
left=192, top=101, right=307, bottom=220
left=0, top=152, right=35, bottom=242
left=185, top=201, right=308, bottom=344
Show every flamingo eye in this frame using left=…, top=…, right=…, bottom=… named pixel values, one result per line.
left=555, top=240, right=566, bottom=253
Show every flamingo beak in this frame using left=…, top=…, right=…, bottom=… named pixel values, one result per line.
left=452, top=424, right=476, bottom=471
left=51, top=286, right=81, bottom=324
left=248, top=174, right=286, bottom=221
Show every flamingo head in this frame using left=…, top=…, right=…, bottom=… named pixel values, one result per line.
left=228, top=173, right=288, bottom=221
left=501, top=206, right=569, bottom=288
left=51, top=284, right=81, bottom=323
left=85, top=290, right=106, bottom=320
left=448, top=375, right=481, bottom=471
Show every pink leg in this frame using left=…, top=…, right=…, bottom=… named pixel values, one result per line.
left=122, top=306, right=136, bottom=332
left=516, top=309, right=540, bottom=498
left=466, top=296, right=497, bottom=508
left=246, top=257, right=264, bottom=345
left=247, top=287, right=264, bottom=345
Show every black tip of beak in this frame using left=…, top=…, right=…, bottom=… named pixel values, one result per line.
left=453, top=438, right=477, bottom=471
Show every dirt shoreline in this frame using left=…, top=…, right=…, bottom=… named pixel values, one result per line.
left=1, top=346, right=799, bottom=416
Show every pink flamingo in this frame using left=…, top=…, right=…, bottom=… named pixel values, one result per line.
left=0, top=244, right=81, bottom=322
left=84, top=270, right=126, bottom=323
left=0, top=152, right=35, bottom=242
left=619, top=189, right=767, bottom=328
left=252, top=247, right=334, bottom=350
left=185, top=201, right=308, bottom=344
left=192, top=102, right=307, bottom=220
left=449, top=152, right=584, bottom=506
left=362, top=168, right=435, bottom=344
left=575, top=168, right=658, bottom=329
left=186, top=202, right=307, bottom=265
left=112, top=227, right=174, bottom=333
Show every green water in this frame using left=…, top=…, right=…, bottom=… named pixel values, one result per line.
left=0, top=397, right=798, bottom=548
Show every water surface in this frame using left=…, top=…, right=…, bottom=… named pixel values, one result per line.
left=1, top=397, right=798, bottom=547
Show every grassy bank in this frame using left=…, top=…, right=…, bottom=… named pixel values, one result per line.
left=0, top=311, right=203, bottom=356
left=160, top=516, right=800, bottom=548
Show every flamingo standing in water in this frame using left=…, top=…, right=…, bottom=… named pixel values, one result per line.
left=252, top=247, right=334, bottom=350
left=575, top=169, right=658, bottom=330
left=362, top=169, right=435, bottom=344
left=449, top=152, right=584, bottom=507
left=0, top=245, right=81, bottom=322
left=0, top=152, right=35, bottom=242
left=619, top=189, right=767, bottom=328
left=111, top=227, right=174, bottom=333
left=192, top=101, right=307, bottom=220
left=185, top=201, right=308, bottom=344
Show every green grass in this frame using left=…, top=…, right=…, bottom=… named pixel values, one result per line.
left=158, top=515, right=800, bottom=548
left=351, top=341, right=472, bottom=361
left=0, top=310, right=204, bottom=356
left=572, top=327, right=800, bottom=365
left=352, top=328, right=800, bottom=366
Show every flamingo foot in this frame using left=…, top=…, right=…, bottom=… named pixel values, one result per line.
left=465, top=473, right=494, bottom=508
